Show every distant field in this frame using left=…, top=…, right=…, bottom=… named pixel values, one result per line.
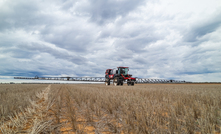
left=0, top=84, right=221, bottom=133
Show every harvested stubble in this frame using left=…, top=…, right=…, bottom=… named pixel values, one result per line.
left=1, top=84, right=221, bottom=134
left=51, top=84, right=221, bottom=134
left=0, top=84, right=58, bottom=133
left=0, top=84, right=48, bottom=121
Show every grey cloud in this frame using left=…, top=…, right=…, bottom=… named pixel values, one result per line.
left=7, top=48, right=35, bottom=59
left=85, top=0, right=146, bottom=25
left=60, top=0, right=79, bottom=11
left=18, top=42, right=87, bottom=65
left=112, top=34, right=162, bottom=54
left=133, top=57, right=148, bottom=65
left=0, top=0, right=39, bottom=30
left=0, top=0, right=72, bottom=32
left=183, top=12, right=221, bottom=43
left=41, top=28, right=94, bottom=54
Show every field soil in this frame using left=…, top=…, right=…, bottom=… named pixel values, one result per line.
left=1, top=83, right=221, bottom=133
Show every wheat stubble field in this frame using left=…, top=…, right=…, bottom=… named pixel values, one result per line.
left=0, top=84, right=221, bottom=134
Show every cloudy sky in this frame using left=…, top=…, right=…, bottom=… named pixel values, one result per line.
left=0, top=0, right=221, bottom=82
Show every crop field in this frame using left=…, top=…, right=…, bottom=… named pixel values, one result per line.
left=0, top=84, right=221, bottom=133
